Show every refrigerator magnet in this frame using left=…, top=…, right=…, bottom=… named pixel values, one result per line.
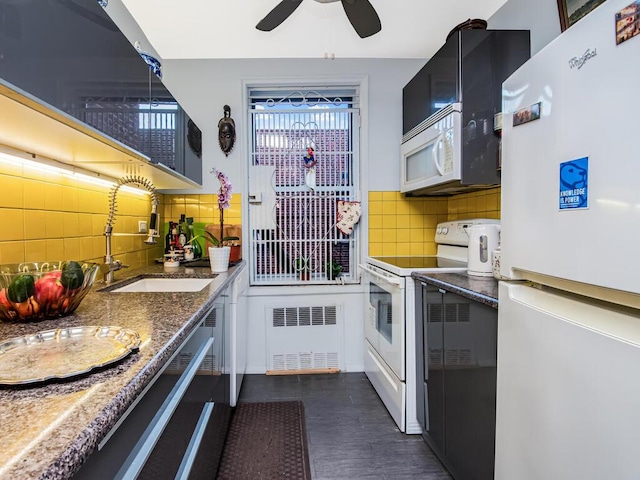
left=616, top=1, right=640, bottom=46
left=559, top=157, right=589, bottom=210
left=512, top=102, right=541, bottom=127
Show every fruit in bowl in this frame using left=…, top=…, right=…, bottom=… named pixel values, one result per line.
left=0, top=261, right=99, bottom=322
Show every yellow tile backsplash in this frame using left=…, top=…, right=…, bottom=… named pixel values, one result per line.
left=0, top=153, right=246, bottom=269
left=1, top=152, right=497, bottom=268
left=0, top=162, right=165, bottom=268
left=368, top=187, right=501, bottom=255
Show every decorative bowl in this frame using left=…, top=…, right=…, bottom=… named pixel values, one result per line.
left=0, top=261, right=100, bottom=322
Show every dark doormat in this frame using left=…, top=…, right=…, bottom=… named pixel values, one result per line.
left=216, top=401, right=312, bottom=480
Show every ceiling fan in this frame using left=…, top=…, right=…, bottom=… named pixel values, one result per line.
left=256, top=0, right=382, bottom=39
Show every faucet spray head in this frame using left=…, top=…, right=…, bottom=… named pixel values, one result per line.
left=144, top=231, right=158, bottom=245
left=144, top=206, right=158, bottom=245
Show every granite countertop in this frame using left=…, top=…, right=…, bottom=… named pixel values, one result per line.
left=412, top=271, right=499, bottom=308
left=0, top=262, right=245, bottom=480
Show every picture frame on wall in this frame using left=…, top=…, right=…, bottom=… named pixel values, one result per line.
left=557, top=0, right=608, bottom=31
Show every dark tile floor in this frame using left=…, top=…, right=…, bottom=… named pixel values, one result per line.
left=238, top=373, right=453, bottom=480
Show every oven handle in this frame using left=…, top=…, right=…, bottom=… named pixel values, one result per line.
left=359, top=264, right=402, bottom=286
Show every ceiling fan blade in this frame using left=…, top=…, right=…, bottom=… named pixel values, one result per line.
left=341, top=0, right=381, bottom=38
left=256, top=0, right=304, bottom=32
left=54, top=0, right=119, bottom=32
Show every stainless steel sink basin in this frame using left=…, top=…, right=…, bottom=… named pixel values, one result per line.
left=111, top=278, right=214, bottom=293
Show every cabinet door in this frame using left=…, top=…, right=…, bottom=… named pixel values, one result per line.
left=0, top=0, right=202, bottom=185
left=74, top=292, right=232, bottom=480
left=402, top=34, right=459, bottom=134
left=443, top=291, right=497, bottom=480
left=418, top=285, right=446, bottom=456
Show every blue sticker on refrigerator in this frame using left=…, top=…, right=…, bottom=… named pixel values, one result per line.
left=559, top=157, right=588, bottom=209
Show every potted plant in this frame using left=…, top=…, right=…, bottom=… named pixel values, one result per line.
left=190, top=230, right=239, bottom=251
left=223, top=238, right=242, bottom=263
left=208, top=169, right=238, bottom=273
left=294, top=257, right=310, bottom=281
left=326, top=259, right=343, bottom=281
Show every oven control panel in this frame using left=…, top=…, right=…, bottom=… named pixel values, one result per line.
left=435, top=219, right=500, bottom=246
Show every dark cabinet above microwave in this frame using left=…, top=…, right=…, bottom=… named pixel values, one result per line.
left=0, top=0, right=202, bottom=186
left=403, top=29, right=531, bottom=136
left=401, top=30, right=530, bottom=196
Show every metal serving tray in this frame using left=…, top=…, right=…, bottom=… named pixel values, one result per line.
left=0, top=326, right=141, bottom=385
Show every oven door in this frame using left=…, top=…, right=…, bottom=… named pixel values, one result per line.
left=360, top=264, right=405, bottom=380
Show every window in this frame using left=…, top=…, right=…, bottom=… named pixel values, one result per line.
left=248, top=88, right=360, bottom=285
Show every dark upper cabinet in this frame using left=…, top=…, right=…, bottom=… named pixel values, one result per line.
left=0, top=0, right=201, bottom=185
left=402, top=29, right=531, bottom=135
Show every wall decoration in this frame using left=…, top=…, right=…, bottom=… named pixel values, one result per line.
left=557, top=0, right=607, bottom=31
left=218, top=105, right=236, bottom=156
left=187, top=119, right=202, bottom=158
left=302, top=146, right=317, bottom=190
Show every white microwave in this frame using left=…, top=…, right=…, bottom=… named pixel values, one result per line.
left=400, top=104, right=462, bottom=195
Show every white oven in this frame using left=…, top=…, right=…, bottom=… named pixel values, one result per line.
left=362, top=264, right=405, bottom=380
left=360, top=219, right=500, bottom=434
left=360, top=263, right=407, bottom=432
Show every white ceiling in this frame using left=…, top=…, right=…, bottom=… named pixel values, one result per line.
left=117, top=0, right=509, bottom=60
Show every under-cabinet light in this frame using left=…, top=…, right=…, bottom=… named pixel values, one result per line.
left=0, top=146, right=149, bottom=195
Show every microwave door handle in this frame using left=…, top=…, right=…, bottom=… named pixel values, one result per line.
left=432, top=133, right=445, bottom=176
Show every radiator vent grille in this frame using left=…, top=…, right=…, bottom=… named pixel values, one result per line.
left=273, top=305, right=337, bottom=327
left=271, top=352, right=340, bottom=371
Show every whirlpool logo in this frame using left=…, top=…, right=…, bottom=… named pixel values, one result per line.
left=568, top=48, right=597, bottom=69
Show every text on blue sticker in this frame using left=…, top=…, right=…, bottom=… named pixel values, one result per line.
left=559, top=157, right=588, bottom=210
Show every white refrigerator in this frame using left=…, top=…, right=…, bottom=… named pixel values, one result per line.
left=496, top=0, right=640, bottom=479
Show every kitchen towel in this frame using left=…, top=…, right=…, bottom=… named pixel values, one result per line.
left=336, top=200, right=361, bottom=235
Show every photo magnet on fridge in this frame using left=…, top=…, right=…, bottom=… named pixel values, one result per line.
left=616, top=1, right=640, bottom=45
left=512, top=102, right=541, bottom=127
left=559, top=157, right=589, bottom=210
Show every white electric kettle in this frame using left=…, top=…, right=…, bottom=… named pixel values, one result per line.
left=467, top=224, right=501, bottom=277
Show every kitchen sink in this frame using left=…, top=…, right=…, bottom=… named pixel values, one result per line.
left=110, top=278, right=214, bottom=293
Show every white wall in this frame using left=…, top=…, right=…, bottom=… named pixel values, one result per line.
left=105, top=0, right=565, bottom=374
left=488, top=0, right=561, bottom=55
left=244, top=285, right=365, bottom=374
left=156, top=58, right=425, bottom=372
left=160, top=58, right=424, bottom=194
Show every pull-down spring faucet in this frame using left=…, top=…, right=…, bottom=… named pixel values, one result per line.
left=104, top=175, right=159, bottom=283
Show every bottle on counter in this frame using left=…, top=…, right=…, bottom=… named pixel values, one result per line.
left=171, top=224, right=180, bottom=250
left=178, top=224, right=187, bottom=248
left=165, top=222, right=175, bottom=254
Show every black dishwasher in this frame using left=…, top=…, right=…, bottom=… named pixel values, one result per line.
left=416, top=283, right=498, bottom=480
